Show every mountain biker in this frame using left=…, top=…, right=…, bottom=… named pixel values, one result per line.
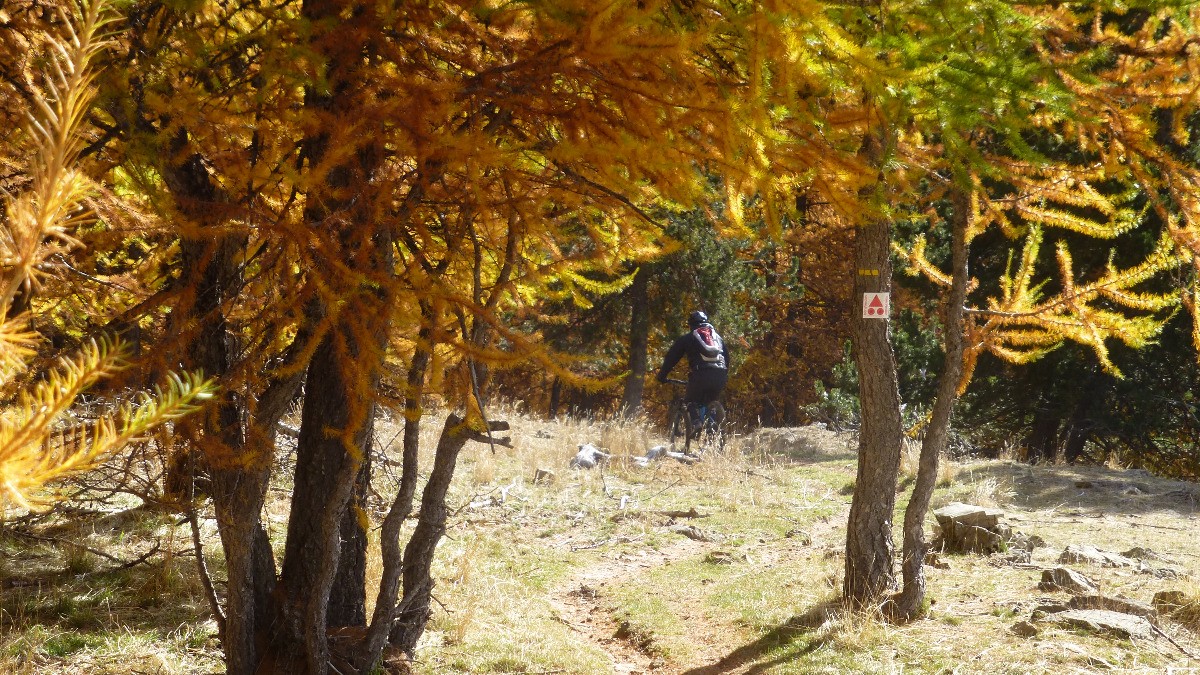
left=656, top=310, right=729, bottom=423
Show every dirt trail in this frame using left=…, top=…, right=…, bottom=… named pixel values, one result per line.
left=550, top=538, right=709, bottom=674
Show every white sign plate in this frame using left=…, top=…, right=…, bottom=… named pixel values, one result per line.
left=862, top=292, right=890, bottom=319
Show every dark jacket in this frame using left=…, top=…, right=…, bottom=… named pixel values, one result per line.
left=656, top=323, right=729, bottom=381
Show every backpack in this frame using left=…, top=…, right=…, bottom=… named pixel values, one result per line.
left=692, top=324, right=725, bottom=368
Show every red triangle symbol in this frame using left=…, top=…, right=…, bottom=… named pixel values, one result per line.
left=868, top=296, right=884, bottom=309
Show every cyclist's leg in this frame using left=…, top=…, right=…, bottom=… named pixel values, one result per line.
left=684, top=372, right=724, bottom=412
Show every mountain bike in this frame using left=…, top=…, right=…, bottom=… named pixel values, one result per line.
left=664, top=379, right=726, bottom=455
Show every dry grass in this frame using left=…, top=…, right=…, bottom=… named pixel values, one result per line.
left=415, top=417, right=1200, bottom=674
left=0, top=507, right=222, bottom=674
left=1157, top=578, right=1200, bottom=633
left=5, top=409, right=1200, bottom=674
left=899, top=438, right=956, bottom=490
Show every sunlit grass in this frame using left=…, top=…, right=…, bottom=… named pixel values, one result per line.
left=5, top=406, right=1200, bottom=674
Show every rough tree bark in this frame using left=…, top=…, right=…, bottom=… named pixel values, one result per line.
left=270, top=3, right=390, bottom=669
left=621, top=265, right=652, bottom=416
left=157, top=140, right=285, bottom=675
left=275, top=293, right=390, bottom=673
left=844, top=213, right=904, bottom=608
left=893, top=189, right=969, bottom=620
left=328, top=416, right=374, bottom=628
left=106, top=15, right=291, bottom=669
left=844, top=121, right=905, bottom=609
left=160, top=132, right=234, bottom=504
left=212, top=371, right=300, bottom=675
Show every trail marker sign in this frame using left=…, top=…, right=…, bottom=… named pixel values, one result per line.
left=863, top=292, right=890, bottom=319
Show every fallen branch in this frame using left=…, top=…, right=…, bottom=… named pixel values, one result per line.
left=1120, top=522, right=1189, bottom=532
left=1152, top=623, right=1200, bottom=659
left=2, top=541, right=164, bottom=588
left=657, top=507, right=707, bottom=519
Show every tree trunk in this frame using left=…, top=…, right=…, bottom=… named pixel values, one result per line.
left=174, top=232, right=268, bottom=674
left=173, top=235, right=282, bottom=675
left=1025, top=407, right=1060, bottom=464
left=157, top=142, right=284, bottom=675
left=549, top=377, right=563, bottom=419
left=621, top=266, right=652, bottom=417
left=209, top=463, right=275, bottom=674
left=328, top=413, right=374, bottom=628
left=1063, top=377, right=1097, bottom=464
left=893, top=189, right=969, bottom=620
left=844, top=117, right=904, bottom=609
left=844, top=210, right=904, bottom=609
left=270, top=2, right=388, bottom=669
left=1063, top=414, right=1089, bottom=464
left=275, top=305, right=387, bottom=673
left=389, top=412, right=507, bottom=654
left=357, top=327, right=432, bottom=672
left=161, top=136, right=236, bottom=504
left=206, top=308, right=321, bottom=675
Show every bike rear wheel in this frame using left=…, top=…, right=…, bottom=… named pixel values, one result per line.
left=668, top=399, right=691, bottom=451
left=694, top=401, right=726, bottom=454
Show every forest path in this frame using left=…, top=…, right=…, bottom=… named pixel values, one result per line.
left=549, top=537, right=712, bottom=674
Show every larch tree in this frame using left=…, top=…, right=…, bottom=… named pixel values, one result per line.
left=0, top=0, right=211, bottom=512
left=893, top=3, right=1200, bottom=620
left=822, top=0, right=1200, bottom=615
left=81, top=1, right=856, bottom=673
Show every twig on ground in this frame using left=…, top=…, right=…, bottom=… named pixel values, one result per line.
left=10, top=530, right=129, bottom=564
left=656, top=507, right=706, bottom=519
left=1153, top=623, right=1200, bottom=659
left=1123, top=522, right=1189, bottom=532
left=570, top=535, right=644, bottom=551
left=647, top=479, right=682, bottom=500
left=431, top=592, right=452, bottom=613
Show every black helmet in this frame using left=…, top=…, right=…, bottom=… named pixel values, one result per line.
left=688, top=310, right=709, bottom=329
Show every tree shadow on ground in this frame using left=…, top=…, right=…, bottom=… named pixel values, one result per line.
left=741, top=427, right=859, bottom=466
left=680, top=599, right=844, bottom=675
left=952, top=460, right=1200, bottom=519
left=0, top=508, right=216, bottom=652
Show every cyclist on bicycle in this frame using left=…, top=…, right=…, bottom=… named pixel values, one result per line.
left=656, top=310, right=729, bottom=424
